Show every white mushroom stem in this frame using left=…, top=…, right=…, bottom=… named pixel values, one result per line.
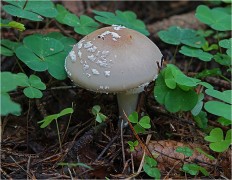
left=117, top=93, right=139, bottom=125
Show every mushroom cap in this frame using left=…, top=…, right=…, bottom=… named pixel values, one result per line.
left=65, top=25, right=163, bottom=93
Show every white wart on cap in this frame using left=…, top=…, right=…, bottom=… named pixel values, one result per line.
left=65, top=25, right=163, bottom=125
left=65, top=25, right=163, bottom=93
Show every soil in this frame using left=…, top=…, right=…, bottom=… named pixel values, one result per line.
left=1, top=1, right=231, bottom=179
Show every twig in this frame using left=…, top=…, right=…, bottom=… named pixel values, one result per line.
left=95, top=135, right=118, bottom=161
left=121, top=119, right=126, bottom=165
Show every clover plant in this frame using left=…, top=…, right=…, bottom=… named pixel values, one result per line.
left=3, top=0, right=58, bottom=21
left=1, top=39, right=22, bottom=57
left=127, top=140, right=138, bottom=152
left=176, top=146, right=193, bottom=157
left=1, top=72, right=46, bottom=116
left=93, top=10, right=149, bottom=35
left=204, top=89, right=231, bottom=120
left=91, top=105, right=107, bottom=123
left=154, top=64, right=212, bottom=113
left=204, top=128, right=231, bottom=152
left=182, top=163, right=209, bottom=176
left=15, top=33, right=76, bottom=80
left=128, top=112, right=151, bottom=133
left=143, top=155, right=161, bottom=179
left=55, top=4, right=99, bottom=35
left=195, top=5, right=231, bottom=31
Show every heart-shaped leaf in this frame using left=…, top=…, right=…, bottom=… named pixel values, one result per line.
left=195, top=5, right=231, bottom=31
left=93, top=10, right=149, bottom=35
left=204, top=101, right=231, bottom=120
left=205, top=128, right=232, bottom=152
left=139, top=116, right=151, bottom=129
left=15, top=34, right=76, bottom=80
left=179, top=46, right=213, bottom=61
left=128, top=111, right=139, bottom=123
left=205, top=89, right=231, bottom=104
left=176, top=146, right=193, bottom=157
left=158, top=26, right=206, bottom=48
left=3, top=0, right=57, bottom=21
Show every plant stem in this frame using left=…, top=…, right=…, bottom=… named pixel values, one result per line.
left=26, top=99, right=31, bottom=152
left=172, top=45, right=179, bottom=64
left=16, top=59, right=26, bottom=74
left=55, top=119, right=62, bottom=152
left=216, top=31, right=222, bottom=53
left=61, top=103, right=74, bottom=143
left=219, top=75, right=231, bottom=82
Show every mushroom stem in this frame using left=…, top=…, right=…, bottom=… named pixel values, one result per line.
left=117, top=93, right=139, bottom=125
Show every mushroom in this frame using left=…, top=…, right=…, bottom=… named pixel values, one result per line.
left=65, top=25, right=163, bottom=126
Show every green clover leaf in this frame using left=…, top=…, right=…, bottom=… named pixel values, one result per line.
left=0, top=39, right=21, bottom=57
left=55, top=4, right=99, bottom=35
left=15, top=34, right=76, bottom=80
left=204, top=128, right=232, bottom=152
left=3, top=0, right=57, bottom=21
left=128, top=111, right=139, bottom=123
left=93, top=10, right=149, bottom=35
left=179, top=46, right=213, bottom=61
left=195, top=5, right=232, bottom=31
left=158, top=26, right=206, bottom=48
left=176, top=146, right=193, bottom=157
left=219, top=38, right=232, bottom=57
left=154, top=71, right=198, bottom=113
left=91, top=105, right=107, bottom=123
left=1, top=93, right=21, bottom=116
left=213, top=53, right=231, bottom=67
left=139, top=116, right=151, bottom=129
left=182, top=163, right=209, bottom=176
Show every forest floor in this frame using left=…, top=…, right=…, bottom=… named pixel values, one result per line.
left=1, top=1, right=231, bottom=179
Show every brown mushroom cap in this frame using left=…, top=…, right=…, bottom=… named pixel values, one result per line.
left=65, top=25, right=163, bottom=93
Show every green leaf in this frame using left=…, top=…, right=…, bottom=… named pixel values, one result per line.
left=158, top=26, right=206, bottom=48
left=93, top=10, right=149, bottom=35
left=196, top=29, right=214, bottom=37
left=128, top=111, right=139, bottom=123
left=195, top=147, right=215, bottom=160
left=55, top=4, right=80, bottom=27
left=0, top=39, right=21, bottom=56
left=217, top=117, right=231, bottom=126
left=204, top=128, right=232, bottom=152
left=139, top=116, right=151, bottom=129
left=57, top=162, right=93, bottom=170
left=1, top=93, right=21, bottom=116
left=164, top=67, right=176, bottom=89
left=154, top=72, right=198, bottom=113
left=205, top=101, right=231, bottom=120
left=205, top=89, right=231, bottom=104
left=23, top=87, right=42, bottom=98
left=176, top=146, right=193, bottom=157
left=182, top=163, right=209, bottom=176
left=95, top=113, right=107, bottom=123
left=134, top=124, right=145, bottom=134
left=74, top=15, right=99, bottom=35
left=213, top=53, right=231, bottom=67
left=38, top=107, right=73, bottom=128
left=58, top=107, right=74, bottom=118
left=29, top=75, right=46, bottom=90
left=145, top=156, right=158, bottom=167
left=219, top=38, right=232, bottom=57
left=193, top=111, right=208, bottom=129
left=0, top=20, right=25, bottom=31
left=1, top=72, right=19, bottom=92
left=191, top=93, right=204, bottom=116
left=92, top=105, right=101, bottom=115
left=143, top=165, right=161, bottom=179
left=16, top=34, right=75, bottom=80
left=195, top=5, right=232, bottom=31
left=3, top=0, right=57, bottom=21
left=195, top=68, right=222, bottom=79
left=179, top=46, right=213, bottom=61
left=202, top=41, right=218, bottom=51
